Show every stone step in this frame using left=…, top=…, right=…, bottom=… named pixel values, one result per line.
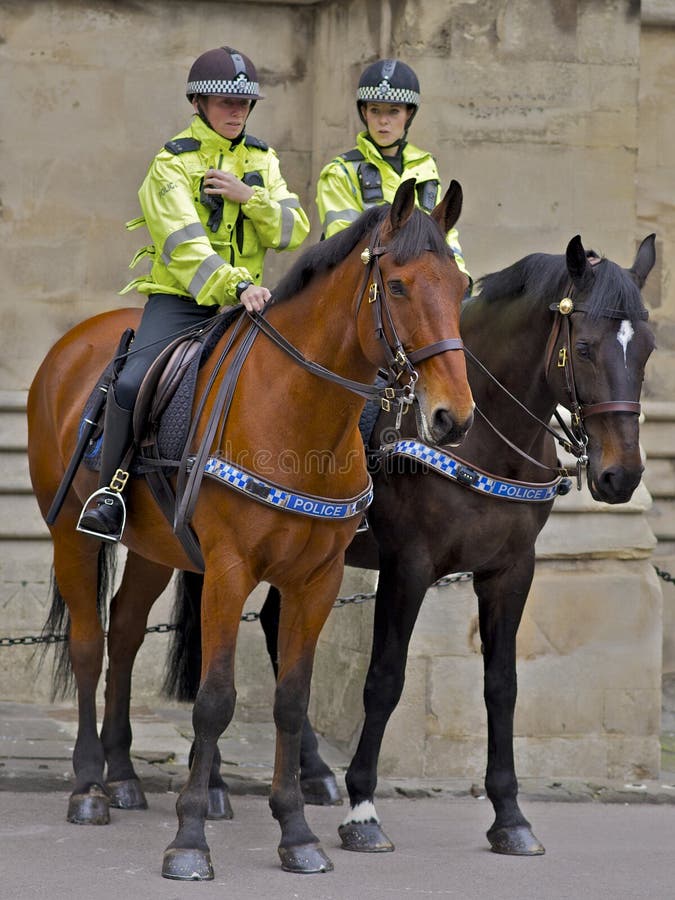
left=641, top=420, right=675, bottom=459
left=0, top=411, right=27, bottom=450
left=643, top=458, right=675, bottom=498
left=646, top=498, right=675, bottom=542
left=0, top=451, right=32, bottom=493
left=0, top=494, right=50, bottom=540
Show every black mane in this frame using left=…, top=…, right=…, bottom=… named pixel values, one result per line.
left=476, top=251, right=647, bottom=321
left=271, top=203, right=451, bottom=304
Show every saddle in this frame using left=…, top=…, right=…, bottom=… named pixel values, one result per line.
left=82, top=306, right=244, bottom=568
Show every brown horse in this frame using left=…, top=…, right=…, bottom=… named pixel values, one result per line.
left=27, top=180, right=474, bottom=878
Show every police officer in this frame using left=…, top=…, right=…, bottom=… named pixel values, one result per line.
left=78, top=45, right=310, bottom=541
left=316, top=59, right=470, bottom=281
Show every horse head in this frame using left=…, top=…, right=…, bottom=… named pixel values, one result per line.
left=359, top=179, right=474, bottom=447
left=552, top=234, right=656, bottom=503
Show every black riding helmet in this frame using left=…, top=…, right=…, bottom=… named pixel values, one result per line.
left=356, top=59, right=421, bottom=142
left=187, top=46, right=262, bottom=129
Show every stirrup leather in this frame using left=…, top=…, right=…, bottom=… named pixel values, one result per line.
left=76, top=483, right=128, bottom=542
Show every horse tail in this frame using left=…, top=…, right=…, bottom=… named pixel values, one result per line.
left=38, top=544, right=116, bottom=700
left=162, top=570, right=203, bottom=701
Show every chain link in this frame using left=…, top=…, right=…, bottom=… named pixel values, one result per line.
left=0, top=572, right=475, bottom=647
left=654, top=564, right=675, bottom=585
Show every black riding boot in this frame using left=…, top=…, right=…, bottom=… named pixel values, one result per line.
left=77, top=389, right=134, bottom=542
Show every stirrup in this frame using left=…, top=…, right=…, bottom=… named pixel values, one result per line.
left=355, top=515, right=369, bottom=534
left=76, top=486, right=127, bottom=543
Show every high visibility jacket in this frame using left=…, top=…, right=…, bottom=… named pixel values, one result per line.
left=316, top=131, right=470, bottom=280
left=121, top=116, right=310, bottom=306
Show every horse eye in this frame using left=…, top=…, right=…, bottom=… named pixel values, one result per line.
left=575, top=342, right=592, bottom=360
left=388, top=280, right=406, bottom=296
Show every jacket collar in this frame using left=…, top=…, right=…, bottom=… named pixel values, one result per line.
left=189, top=115, right=246, bottom=154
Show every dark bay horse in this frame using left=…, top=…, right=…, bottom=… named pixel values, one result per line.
left=27, top=180, right=474, bottom=878
left=171, top=233, right=655, bottom=857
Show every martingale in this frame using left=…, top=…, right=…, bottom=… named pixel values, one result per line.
left=385, top=439, right=566, bottom=502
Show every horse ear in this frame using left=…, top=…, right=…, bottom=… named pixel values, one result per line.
left=630, top=233, right=656, bottom=288
left=431, top=179, right=463, bottom=233
left=566, top=234, right=588, bottom=283
left=385, top=179, right=417, bottom=236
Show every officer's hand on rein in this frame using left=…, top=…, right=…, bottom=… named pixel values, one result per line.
left=240, top=285, right=271, bottom=313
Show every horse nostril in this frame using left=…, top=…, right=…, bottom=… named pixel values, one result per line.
left=432, top=408, right=472, bottom=445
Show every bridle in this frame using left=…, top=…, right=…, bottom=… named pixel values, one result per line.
left=463, top=260, right=646, bottom=489
left=543, top=259, right=643, bottom=467
left=250, top=222, right=464, bottom=427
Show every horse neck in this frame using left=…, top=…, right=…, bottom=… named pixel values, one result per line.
left=259, top=253, right=377, bottom=445
left=463, top=293, right=558, bottom=450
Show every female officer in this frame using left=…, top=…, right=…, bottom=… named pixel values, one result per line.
left=79, top=45, right=310, bottom=541
left=316, top=58, right=470, bottom=281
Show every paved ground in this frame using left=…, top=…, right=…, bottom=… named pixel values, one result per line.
left=1, top=701, right=675, bottom=899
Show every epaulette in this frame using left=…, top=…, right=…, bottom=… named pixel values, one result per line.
left=339, top=149, right=365, bottom=163
left=164, top=137, right=202, bottom=155
left=244, top=134, right=269, bottom=151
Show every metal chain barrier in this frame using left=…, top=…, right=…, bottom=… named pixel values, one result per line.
left=0, top=572, right=475, bottom=648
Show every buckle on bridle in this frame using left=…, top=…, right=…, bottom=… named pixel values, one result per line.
left=368, top=282, right=379, bottom=304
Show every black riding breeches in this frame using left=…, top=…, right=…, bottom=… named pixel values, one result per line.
left=114, top=293, right=218, bottom=410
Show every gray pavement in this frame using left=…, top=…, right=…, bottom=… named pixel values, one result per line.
left=1, top=701, right=675, bottom=899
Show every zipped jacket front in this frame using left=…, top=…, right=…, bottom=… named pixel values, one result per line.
left=122, top=116, right=310, bottom=306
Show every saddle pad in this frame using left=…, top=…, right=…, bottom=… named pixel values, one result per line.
left=83, top=305, right=242, bottom=474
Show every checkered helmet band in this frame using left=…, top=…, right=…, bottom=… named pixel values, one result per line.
left=186, top=76, right=260, bottom=98
left=357, top=83, right=420, bottom=106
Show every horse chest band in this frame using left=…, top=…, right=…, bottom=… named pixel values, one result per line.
left=386, top=440, right=562, bottom=503
left=203, top=456, right=373, bottom=519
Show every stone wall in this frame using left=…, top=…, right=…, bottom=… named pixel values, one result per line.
left=0, top=0, right=671, bottom=780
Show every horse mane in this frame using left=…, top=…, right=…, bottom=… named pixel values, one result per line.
left=476, top=250, right=647, bottom=321
left=271, top=203, right=451, bottom=304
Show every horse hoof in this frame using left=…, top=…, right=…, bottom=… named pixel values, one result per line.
left=67, top=786, right=110, bottom=825
left=487, top=825, right=545, bottom=856
left=106, top=779, right=148, bottom=810
left=301, top=773, right=342, bottom=806
left=162, top=847, right=214, bottom=881
left=338, top=821, right=395, bottom=852
left=206, top=785, right=234, bottom=820
left=278, top=842, right=334, bottom=874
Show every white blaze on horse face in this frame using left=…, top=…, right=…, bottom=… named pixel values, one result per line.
left=342, top=799, right=379, bottom=826
left=617, top=319, right=634, bottom=367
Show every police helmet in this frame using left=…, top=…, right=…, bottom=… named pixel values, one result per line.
left=186, top=46, right=261, bottom=103
left=356, top=59, right=421, bottom=128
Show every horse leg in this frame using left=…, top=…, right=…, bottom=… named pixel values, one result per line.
left=260, top=584, right=341, bottom=805
left=340, top=554, right=428, bottom=852
left=269, top=563, right=346, bottom=874
left=162, top=565, right=252, bottom=881
left=476, top=559, right=545, bottom=856
left=51, top=529, right=111, bottom=825
left=101, top=552, right=173, bottom=810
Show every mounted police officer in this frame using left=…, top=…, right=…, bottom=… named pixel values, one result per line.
left=316, top=58, right=470, bottom=282
left=78, top=45, right=310, bottom=542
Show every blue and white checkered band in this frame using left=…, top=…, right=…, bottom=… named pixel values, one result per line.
left=357, top=84, right=420, bottom=106
left=204, top=456, right=373, bottom=519
left=388, top=440, right=562, bottom=503
left=187, top=77, right=260, bottom=96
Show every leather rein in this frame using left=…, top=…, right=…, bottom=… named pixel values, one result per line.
left=173, top=223, right=464, bottom=541
left=249, top=223, right=464, bottom=427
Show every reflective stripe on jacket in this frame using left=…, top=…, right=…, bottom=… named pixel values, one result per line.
left=121, top=116, right=310, bottom=306
left=316, top=131, right=469, bottom=280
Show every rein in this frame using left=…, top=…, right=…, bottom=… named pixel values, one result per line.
left=174, top=220, right=464, bottom=534
left=249, top=227, right=463, bottom=427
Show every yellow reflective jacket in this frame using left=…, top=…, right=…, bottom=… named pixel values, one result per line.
left=121, top=116, right=310, bottom=306
left=316, top=131, right=469, bottom=280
